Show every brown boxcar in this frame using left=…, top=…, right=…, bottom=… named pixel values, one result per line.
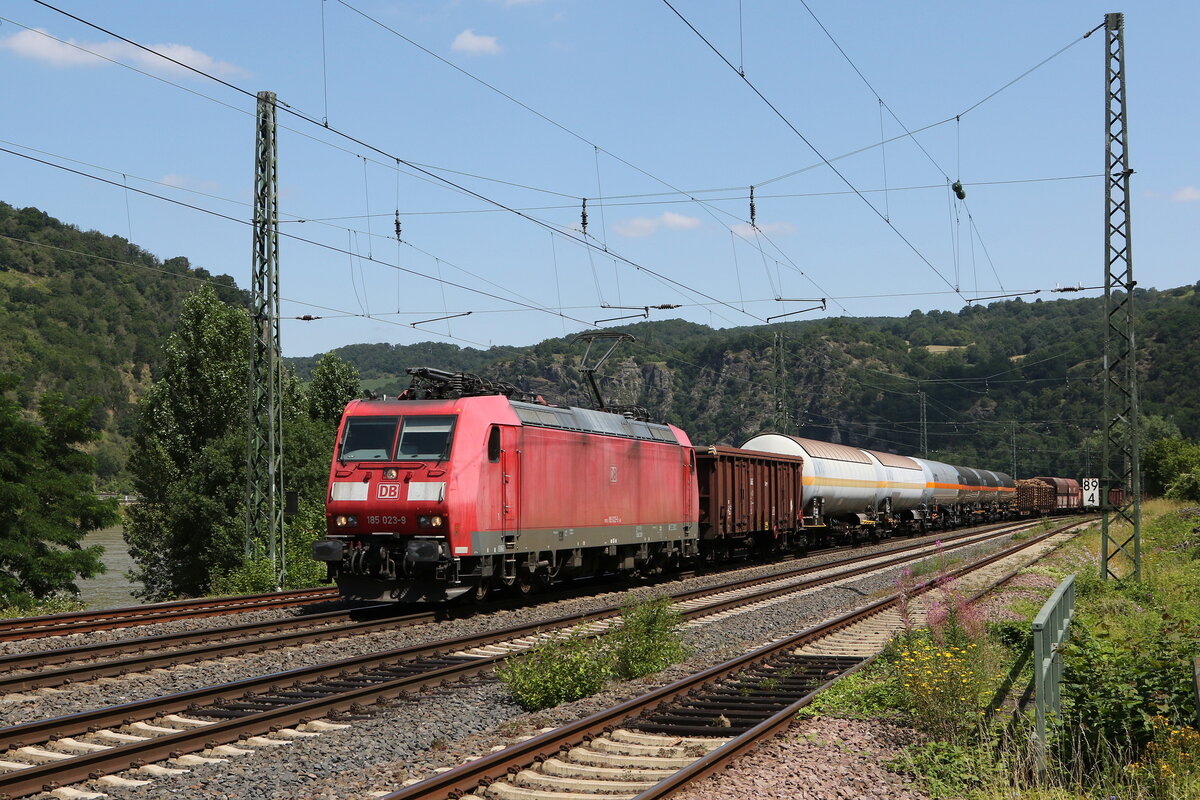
left=694, top=445, right=806, bottom=557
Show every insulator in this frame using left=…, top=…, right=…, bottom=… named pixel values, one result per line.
left=394, top=210, right=402, bottom=239
left=952, top=180, right=966, bottom=200
left=749, top=185, right=757, bottom=228
left=581, top=198, right=588, bottom=236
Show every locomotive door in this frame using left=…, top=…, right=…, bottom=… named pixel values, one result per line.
left=499, top=425, right=521, bottom=539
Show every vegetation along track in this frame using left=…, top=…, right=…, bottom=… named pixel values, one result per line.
left=0, top=587, right=342, bottom=642
left=0, top=518, right=1054, bottom=797
left=381, top=518, right=1090, bottom=800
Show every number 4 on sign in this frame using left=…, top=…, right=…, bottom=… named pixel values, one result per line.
left=1082, top=478, right=1101, bottom=508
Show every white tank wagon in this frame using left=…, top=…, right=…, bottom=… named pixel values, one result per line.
left=741, top=434, right=878, bottom=526
left=741, top=434, right=927, bottom=530
left=743, top=434, right=1019, bottom=536
left=862, top=449, right=927, bottom=526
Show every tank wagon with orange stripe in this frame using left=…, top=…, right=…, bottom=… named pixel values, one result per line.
left=740, top=433, right=1015, bottom=536
left=315, top=368, right=1019, bottom=603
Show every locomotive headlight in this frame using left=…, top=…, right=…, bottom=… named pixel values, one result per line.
left=384, top=468, right=398, bottom=480
left=334, top=515, right=358, bottom=528
left=418, top=515, right=444, bottom=528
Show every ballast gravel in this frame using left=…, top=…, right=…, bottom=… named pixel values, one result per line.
left=16, top=528, right=1023, bottom=800
left=668, top=717, right=931, bottom=800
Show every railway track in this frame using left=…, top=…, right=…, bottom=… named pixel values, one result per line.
left=0, top=587, right=342, bottom=642
left=378, top=518, right=1090, bottom=800
left=0, top=517, right=1056, bottom=798
left=0, top=519, right=1029, bottom=696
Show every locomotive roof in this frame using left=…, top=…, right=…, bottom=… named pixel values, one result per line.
left=510, top=400, right=679, bottom=444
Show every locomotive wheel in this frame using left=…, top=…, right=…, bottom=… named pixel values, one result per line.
left=470, top=579, right=493, bottom=602
left=515, top=572, right=537, bottom=596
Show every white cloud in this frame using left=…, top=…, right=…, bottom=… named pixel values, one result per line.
left=1171, top=186, right=1200, bottom=203
left=452, top=29, right=501, bottom=55
left=661, top=211, right=701, bottom=231
left=0, top=27, right=244, bottom=77
left=730, top=221, right=797, bottom=237
left=613, top=212, right=701, bottom=238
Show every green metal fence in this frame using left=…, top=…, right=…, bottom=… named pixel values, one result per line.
left=1032, top=574, right=1076, bottom=774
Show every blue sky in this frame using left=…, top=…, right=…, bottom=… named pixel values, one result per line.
left=1, top=1, right=1195, bottom=358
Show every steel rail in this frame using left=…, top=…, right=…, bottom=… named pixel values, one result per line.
left=0, top=608, right=442, bottom=693
left=0, top=587, right=341, bottom=642
left=380, top=518, right=1091, bottom=800
left=0, top=520, right=1036, bottom=777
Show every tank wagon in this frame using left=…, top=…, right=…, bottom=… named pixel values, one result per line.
left=315, top=368, right=1022, bottom=604
left=740, top=434, right=1016, bottom=534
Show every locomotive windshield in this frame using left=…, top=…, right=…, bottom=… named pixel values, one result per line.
left=397, top=416, right=456, bottom=461
left=339, top=416, right=399, bottom=461
left=338, top=415, right=457, bottom=462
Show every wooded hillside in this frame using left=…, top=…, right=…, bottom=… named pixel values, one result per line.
left=3, top=201, right=1196, bottom=486
left=0, top=202, right=244, bottom=487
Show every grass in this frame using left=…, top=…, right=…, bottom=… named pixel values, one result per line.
left=802, top=499, right=1200, bottom=799
left=0, top=593, right=86, bottom=619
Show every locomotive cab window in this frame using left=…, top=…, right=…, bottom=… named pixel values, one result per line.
left=487, top=426, right=501, bottom=463
left=397, top=416, right=457, bottom=461
left=339, top=417, right=399, bottom=461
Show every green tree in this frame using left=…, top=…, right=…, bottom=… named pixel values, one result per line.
left=124, top=286, right=252, bottom=600
left=306, top=352, right=360, bottom=424
left=1142, top=436, right=1200, bottom=497
left=0, top=374, right=117, bottom=606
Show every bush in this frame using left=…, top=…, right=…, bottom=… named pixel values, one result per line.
left=209, top=500, right=329, bottom=595
left=497, top=595, right=689, bottom=711
left=610, top=595, right=688, bottom=679
left=890, top=629, right=990, bottom=742
left=497, top=631, right=613, bottom=711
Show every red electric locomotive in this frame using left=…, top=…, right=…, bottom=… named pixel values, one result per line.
left=315, top=369, right=698, bottom=602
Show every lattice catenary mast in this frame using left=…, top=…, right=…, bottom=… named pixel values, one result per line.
left=245, top=90, right=285, bottom=585
left=1100, top=12, right=1141, bottom=581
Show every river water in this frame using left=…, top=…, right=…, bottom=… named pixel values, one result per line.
left=77, top=525, right=141, bottom=609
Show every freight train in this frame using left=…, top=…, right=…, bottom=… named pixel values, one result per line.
left=314, top=368, right=1024, bottom=603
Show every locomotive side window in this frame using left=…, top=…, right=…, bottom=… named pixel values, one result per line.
left=487, top=426, right=501, bottom=462
left=397, top=416, right=457, bottom=461
left=340, top=417, right=399, bottom=461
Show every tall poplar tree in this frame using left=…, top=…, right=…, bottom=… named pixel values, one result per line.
left=124, top=286, right=252, bottom=600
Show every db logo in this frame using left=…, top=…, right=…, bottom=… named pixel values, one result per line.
left=377, top=484, right=401, bottom=500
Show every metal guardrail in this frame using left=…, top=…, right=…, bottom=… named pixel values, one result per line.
left=1193, top=657, right=1200, bottom=728
left=1032, top=574, right=1075, bottom=774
